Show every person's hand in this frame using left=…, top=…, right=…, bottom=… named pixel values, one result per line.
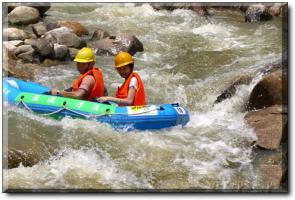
left=50, top=88, right=60, bottom=95
left=96, top=96, right=109, bottom=102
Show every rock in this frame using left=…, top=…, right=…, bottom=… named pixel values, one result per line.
left=92, top=33, right=144, bottom=56
left=3, top=47, right=35, bottom=80
left=245, top=105, right=287, bottom=150
left=30, top=38, right=54, bottom=58
left=8, top=6, right=40, bottom=25
left=245, top=4, right=273, bottom=22
left=3, top=42, right=17, bottom=53
left=3, top=41, right=24, bottom=54
left=268, top=5, right=283, bottom=17
left=214, top=75, right=252, bottom=104
left=41, top=59, right=66, bottom=68
left=45, top=26, right=73, bottom=38
left=17, top=50, right=35, bottom=63
left=260, top=165, right=284, bottom=189
left=56, top=32, right=85, bottom=48
left=3, top=28, right=29, bottom=41
left=53, top=44, right=68, bottom=60
left=14, top=45, right=34, bottom=56
left=91, top=28, right=110, bottom=41
left=247, top=69, right=287, bottom=110
left=68, top=48, right=79, bottom=60
left=20, top=2, right=51, bottom=16
left=32, top=22, right=47, bottom=37
left=6, top=3, right=21, bottom=13
left=57, top=20, right=89, bottom=36
left=151, top=3, right=209, bottom=16
left=45, top=22, right=61, bottom=31
left=7, top=148, right=41, bottom=169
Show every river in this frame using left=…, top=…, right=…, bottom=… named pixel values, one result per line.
left=3, top=3, right=283, bottom=191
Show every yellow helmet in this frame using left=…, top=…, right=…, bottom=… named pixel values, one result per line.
left=115, top=51, right=134, bottom=68
left=74, top=47, right=96, bottom=63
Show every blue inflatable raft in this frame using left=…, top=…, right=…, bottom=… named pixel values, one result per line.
left=3, top=77, right=190, bottom=130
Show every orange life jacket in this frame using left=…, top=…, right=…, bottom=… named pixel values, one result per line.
left=72, top=67, right=104, bottom=100
left=116, top=72, right=146, bottom=106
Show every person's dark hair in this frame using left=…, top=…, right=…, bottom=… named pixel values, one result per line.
left=129, top=63, right=134, bottom=71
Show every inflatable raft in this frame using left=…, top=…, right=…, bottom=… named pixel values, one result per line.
left=3, top=78, right=190, bottom=130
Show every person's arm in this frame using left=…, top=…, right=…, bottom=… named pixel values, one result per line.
left=97, top=87, right=136, bottom=106
left=51, top=88, right=88, bottom=99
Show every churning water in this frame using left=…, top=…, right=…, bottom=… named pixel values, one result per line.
left=3, top=3, right=283, bottom=191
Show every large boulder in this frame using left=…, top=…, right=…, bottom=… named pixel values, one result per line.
left=247, top=69, right=287, bottom=110
left=57, top=20, right=89, bottom=37
left=245, top=105, right=287, bottom=150
left=91, top=28, right=110, bottom=41
left=214, top=75, right=252, bottom=104
left=3, top=28, right=29, bottom=41
left=91, top=33, right=144, bottom=56
left=245, top=4, right=273, bottom=22
left=8, top=6, right=40, bottom=25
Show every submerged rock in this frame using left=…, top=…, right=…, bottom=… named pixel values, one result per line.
left=151, top=3, right=209, bottom=16
left=214, top=75, right=252, bottom=104
left=6, top=148, right=41, bottom=169
left=245, top=105, right=287, bottom=150
left=8, top=6, right=40, bottom=25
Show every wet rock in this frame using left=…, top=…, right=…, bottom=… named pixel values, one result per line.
left=8, top=6, right=40, bottom=25
left=245, top=105, right=287, bottom=150
left=17, top=50, right=35, bottom=63
left=245, top=4, right=273, bottom=22
left=68, top=48, right=79, bottom=60
left=30, top=38, right=54, bottom=58
left=20, top=2, right=51, bottom=17
left=53, top=43, right=69, bottom=60
left=7, top=148, right=41, bottom=169
left=57, top=20, right=89, bottom=37
left=151, top=3, right=209, bottom=16
left=41, top=59, right=66, bottom=67
left=247, top=69, right=287, bottom=110
left=91, top=33, right=144, bottom=56
left=32, top=22, right=47, bottom=37
left=3, top=28, right=29, bottom=41
left=14, top=45, right=34, bottom=56
left=268, top=5, right=283, bottom=17
left=3, top=47, right=35, bottom=80
left=56, top=32, right=85, bottom=48
left=214, top=75, right=252, bottom=104
left=91, top=28, right=110, bottom=41
left=260, top=164, right=284, bottom=189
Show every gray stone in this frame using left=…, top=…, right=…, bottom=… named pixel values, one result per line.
left=68, top=48, right=79, bottom=60
left=245, top=4, right=273, bottom=23
left=8, top=6, right=40, bottom=25
left=32, top=22, right=47, bottom=37
left=20, top=2, right=51, bottom=16
left=14, top=45, right=34, bottom=56
left=30, top=38, right=54, bottom=58
left=91, top=28, right=110, bottom=41
left=55, top=32, right=84, bottom=48
left=17, top=50, right=35, bottom=63
left=53, top=44, right=68, bottom=60
left=3, top=28, right=29, bottom=41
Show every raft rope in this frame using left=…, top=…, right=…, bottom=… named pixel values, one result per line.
left=16, top=96, right=163, bottom=119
